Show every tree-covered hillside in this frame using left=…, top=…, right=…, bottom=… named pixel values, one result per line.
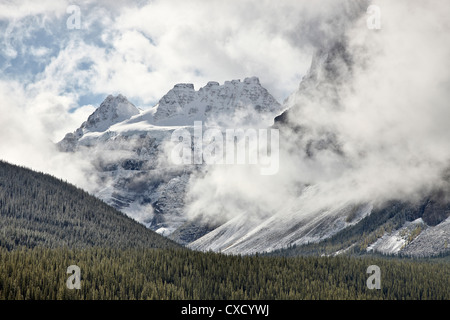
left=1, top=160, right=449, bottom=301
left=1, top=247, right=449, bottom=300
left=0, top=160, right=179, bottom=250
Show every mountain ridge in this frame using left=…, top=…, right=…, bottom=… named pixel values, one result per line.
left=54, top=59, right=450, bottom=257
left=0, top=160, right=180, bottom=250
left=57, top=77, right=283, bottom=239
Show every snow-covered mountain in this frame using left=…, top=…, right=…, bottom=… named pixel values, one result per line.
left=58, top=77, right=283, bottom=237
left=147, top=76, right=280, bottom=127
left=59, top=94, right=141, bottom=152
left=58, top=47, right=450, bottom=258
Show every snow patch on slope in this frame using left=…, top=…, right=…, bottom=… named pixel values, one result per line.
left=400, top=217, right=450, bottom=257
left=367, top=218, right=426, bottom=255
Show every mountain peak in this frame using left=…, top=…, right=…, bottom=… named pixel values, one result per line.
left=58, top=78, right=282, bottom=152
left=153, top=77, right=281, bottom=125
left=83, top=94, right=140, bottom=132
left=244, top=76, right=260, bottom=85
left=173, top=83, right=195, bottom=90
left=206, top=81, right=220, bottom=87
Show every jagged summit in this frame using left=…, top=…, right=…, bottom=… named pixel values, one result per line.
left=58, top=94, right=139, bottom=152
left=83, top=94, right=140, bottom=132
left=59, top=77, right=281, bottom=152
left=173, top=83, right=195, bottom=90
left=152, top=76, right=281, bottom=126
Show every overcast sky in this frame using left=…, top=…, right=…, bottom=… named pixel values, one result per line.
left=0, top=0, right=359, bottom=183
left=0, top=0, right=326, bottom=142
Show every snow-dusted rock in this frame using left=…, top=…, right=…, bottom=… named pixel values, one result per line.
left=58, top=78, right=282, bottom=238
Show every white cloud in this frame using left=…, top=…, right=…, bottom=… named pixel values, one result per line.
left=29, top=46, right=51, bottom=57
left=183, top=0, right=450, bottom=224
left=0, top=79, right=96, bottom=189
left=104, top=0, right=316, bottom=101
left=0, top=0, right=68, bottom=20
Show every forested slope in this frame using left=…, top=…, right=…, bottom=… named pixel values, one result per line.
left=0, top=160, right=179, bottom=250
left=1, top=247, right=449, bottom=300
